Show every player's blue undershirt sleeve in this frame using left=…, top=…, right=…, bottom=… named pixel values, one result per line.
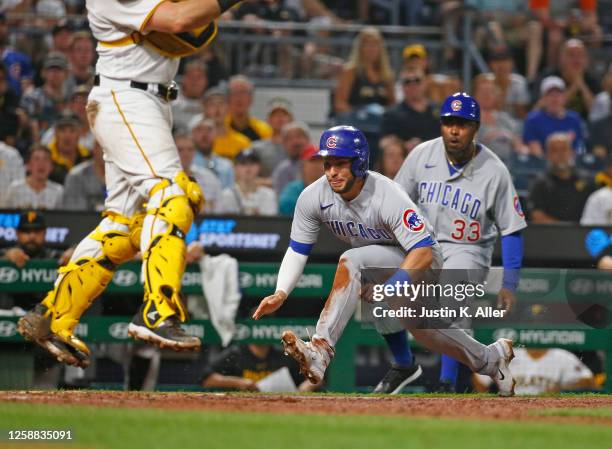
left=409, top=235, right=435, bottom=251
left=289, top=238, right=315, bottom=256
left=501, top=231, right=523, bottom=291
left=383, top=236, right=436, bottom=287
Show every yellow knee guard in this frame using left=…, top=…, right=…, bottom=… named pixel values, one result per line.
left=149, top=172, right=205, bottom=232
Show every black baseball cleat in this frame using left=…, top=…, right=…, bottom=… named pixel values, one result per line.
left=436, top=380, right=457, bottom=393
left=373, top=364, right=423, bottom=394
left=127, top=303, right=201, bottom=351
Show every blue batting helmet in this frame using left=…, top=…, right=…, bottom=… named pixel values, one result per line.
left=317, top=125, right=369, bottom=178
left=440, top=92, right=480, bottom=123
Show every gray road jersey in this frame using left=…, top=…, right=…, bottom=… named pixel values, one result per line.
left=291, top=171, right=437, bottom=253
left=394, top=137, right=526, bottom=249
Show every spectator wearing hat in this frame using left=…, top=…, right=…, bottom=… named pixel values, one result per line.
left=20, top=52, right=69, bottom=139
left=527, top=132, right=593, bottom=223
left=46, top=111, right=91, bottom=184
left=172, top=60, right=208, bottom=132
left=0, top=138, right=25, bottom=207
left=523, top=76, right=585, bottom=157
left=271, top=121, right=311, bottom=195
left=174, top=131, right=222, bottom=214
left=278, top=144, right=323, bottom=216
left=220, top=149, right=278, bottom=216
left=0, top=211, right=67, bottom=270
left=65, top=31, right=95, bottom=97
left=380, top=66, right=439, bottom=153
left=190, top=117, right=235, bottom=189
left=0, top=210, right=70, bottom=389
left=61, top=140, right=106, bottom=211
left=486, top=45, right=530, bottom=120
left=200, top=86, right=251, bottom=160
left=0, top=12, right=34, bottom=98
left=41, top=85, right=94, bottom=152
left=398, top=43, right=460, bottom=105
left=226, top=75, right=272, bottom=142
left=4, top=144, right=63, bottom=209
left=581, top=156, right=612, bottom=226
left=251, top=98, right=294, bottom=178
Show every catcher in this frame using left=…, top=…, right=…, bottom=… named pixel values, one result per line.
left=17, top=0, right=242, bottom=368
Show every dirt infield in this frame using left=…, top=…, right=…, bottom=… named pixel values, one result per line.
left=1, top=391, right=611, bottom=424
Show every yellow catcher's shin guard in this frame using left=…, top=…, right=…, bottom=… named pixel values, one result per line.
left=142, top=231, right=188, bottom=326
left=18, top=258, right=114, bottom=368
left=127, top=174, right=201, bottom=350
left=128, top=231, right=200, bottom=350
left=17, top=214, right=142, bottom=367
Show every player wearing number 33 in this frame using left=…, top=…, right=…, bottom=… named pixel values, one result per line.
left=17, top=0, right=243, bottom=368
left=389, top=92, right=527, bottom=392
left=252, top=125, right=517, bottom=396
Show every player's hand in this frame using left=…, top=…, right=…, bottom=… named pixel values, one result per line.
left=360, top=282, right=376, bottom=303
left=496, top=288, right=516, bottom=314
left=58, top=247, right=75, bottom=266
left=185, top=241, right=204, bottom=264
left=252, top=290, right=287, bottom=320
left=238, top=378, right=259, bottom=391
left=5, top=248, right=29, bottom=268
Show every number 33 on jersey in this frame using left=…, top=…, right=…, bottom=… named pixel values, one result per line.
left=394, top=137, right=526, bottom=246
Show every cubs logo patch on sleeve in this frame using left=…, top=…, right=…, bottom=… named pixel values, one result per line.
left=513, top=195, right=525, bottom=218
left=402, top=209, right=424, bottom=232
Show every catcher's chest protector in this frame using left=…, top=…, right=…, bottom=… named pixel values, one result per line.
left=143, top=21, right=218, bottom=58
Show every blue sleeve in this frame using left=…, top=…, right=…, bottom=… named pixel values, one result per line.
left=408, top=235, right=435, bottom=251
left=501, top=231, right=523, bottom=291
left=289, top=238, right=314, bottom=256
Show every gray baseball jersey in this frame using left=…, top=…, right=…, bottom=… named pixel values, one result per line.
left=394, top=137, right=526, bottom=265
left=290, top=171, right=438, bottom=254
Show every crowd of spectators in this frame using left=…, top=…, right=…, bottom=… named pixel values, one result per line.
left=0, top=1, right=610, bottom=393
left=1, top=2, right=611, bottom=225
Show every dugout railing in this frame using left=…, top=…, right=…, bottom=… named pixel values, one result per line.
left=0, top=260, right=610, bottom=392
